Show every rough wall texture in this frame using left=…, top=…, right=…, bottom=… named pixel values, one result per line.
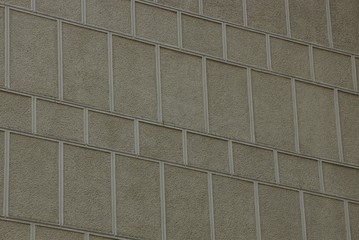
left=0, top=0, right=358, bottom=239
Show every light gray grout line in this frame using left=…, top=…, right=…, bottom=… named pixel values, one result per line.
left=81, top=0, right=86, bottom=24
left=273, top=150, right=280, bottom=184
left=155, top=45, right=163, bottom=122
left=299, top=191, right=307, bottom=240
left=108, top=32, right=114, bottom=112
left=221, top=23, right=227, bottom=60
left=159, top=162, right=167, bottom=240
left=265, top=34, right=272, bottom=71
left=3, top=131, right=9, bottom=217
left=318, top=160, right=325, bottom=193
left=177, top=12, right=182, bottom=48
left=242, top=0, right=247, bottom=26
left=182, top=130, right=188, bottom=165
left=284, top=0, right=291, bottom=37
left=202, top=57, right=209, bottom=133
left=308, top=45, right=315, bottom=80
left=31, top=97, right=37, bottom=134
left=58, top=141, right=64, bottom=226
left=325, top=0, right=333, bottom=48
left=344, top=200, right=352, bottom=240
left=131, top=0, right=136, bottom=36
left=351, top=56, right=358, bottom=91
left=83, top=109, right=89, bottom=145
left=57, top=20, right=64, bottom=100
left=334, top=89, right=344, bottom=162
left=228, top=141, right=234, bottom=175
left=291, top=78, right=300, bottom=153
left=111, top=152, right=117, bottom=235
left=208, top=173, right=215, bottom=240
left=198, top=0, right=203, bottom=15
left=254, top=182, right=262, bottom=240
left=134, top=119, right=140, bottom=155
left=247, top=68, right=255, bottom=143
left=4, top=7, right=10, bottom=88
left=84, top=232, right=90, bottom=240
left=31, top=0, right=35, bottom=11
left=30, top=224, right=36, bottom=240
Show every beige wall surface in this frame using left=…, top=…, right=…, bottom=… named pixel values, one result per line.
left=0, top=0, right=359, bottom=239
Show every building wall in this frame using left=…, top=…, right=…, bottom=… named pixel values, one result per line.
left=0, top=0, right=359, bottom=239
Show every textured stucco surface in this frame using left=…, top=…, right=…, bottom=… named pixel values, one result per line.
left=0, top=0, right=359, bottom=239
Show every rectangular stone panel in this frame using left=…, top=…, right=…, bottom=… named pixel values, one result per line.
left=116, top=156, right=161, bottom=240
left=207, top=60, right=250, bottom=140
left=88, top=111, right=134, bottom=153
left=157, top=0, right=199, bottom=13
left=160, top=48, right=204, bottom=130
left=271, top=37, right=311, bottom=79
left=10, top=10, right=58, bottom=97
left=349, top=203, right=359, bottom=240
left=0, top=0, right=30, bottom=9
left=0, top=131, right=3, bottom=214
left=112, top=36, right=157, bottom=120
left=247, top=0, right=286, bottom=35
left=212, top=175, right=256, bottom=240
left=36, top=0, right=82, bottom=22
left=259, top=185, right=302, bottom=240
left=323, top=163, right=359, bottom=200
left=86, top=0, right=131, bottom=33
left=36, top=226, right=84, bottom=240
left=64, top=144, right=112, bottom=232
left=233, top=143, right=275, bottom=182
left=182, top=14, right=223, bottom=57
left=62, top=23, right=109, bottom=109
left=288, top=0, right=328, bottom=46
left=0, top=8, right=4, bottom=87
left=187, top=132, right=229, bottom=173
left=9, top=134, right=58, bottom=223
left=278, top=153, right=320, bottom=191
left=252, top=70, right=295, bottom=150
left=203, top=0, right=243, bottom=24
left=296, top=82, right=338, bottom=160
left=226, top=26, right=267, bottom=68
left=135, top=3, right=178, bottom=46
left=36, top=100, right=83, bottom=142
left=165, top=165, right=210, bottom=240
left=0, top=91, right=31, bottom=132
left=0, top=220, right=30, bottom=240
left=304, top=194, right=346, bottom=240
left=139, top=122, right=183, bottom=163
left=313, top=48, right=353, bottom=89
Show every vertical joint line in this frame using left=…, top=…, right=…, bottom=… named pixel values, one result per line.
left=199, top=0, right=203, bottom=15
left=4, top=7, right=10, bottom=88
left=111, top=152, right=117, bottom=235
left=228, top=141, right=234, bottom=175
left=155, top=45, right=163, bottom=122
left=83, top=109, right=89, bottom=145
left=299, top=191, right=307, bottom=240
left=325, top=0, right=333, bottom=48
left=265, top=35, right=272, bottom=70
left=344, top=201, right=352, bottom=240
left=134, top=119, right=140, bottom=155
left=247, top=68, right=255, bottom=143
left=182, top=130, right=188, bottom=165
left=31, top=0, right=36, bottom=11
left=131, top=0, right=136, bottom=36
left=284, top=0, right=291, bottom=37
left=308, top=45, right=315, bottom=80
left=177, top=12, right=182, bottom=48
left=160, top=162, right=167, bottom=240
left=334, top=89, right=344, bottom=162
left=351, top=56, right=358, bottom=91
left=222, top=23, right=227, bottom=60
left=32, top=97, right=37, bottom=134
left=254, top=182, right=261, bottom=240
left=202, top=57, right=209, bottom=133
left=59, top=141, right=64, bottom=225
left=242, top=0, right=248, bottom=26
left=291, top=78, right=300, bottom=152
left=273, top=150, right=280, bottom=184
left=81, top=0, right=87, bottom=24
left=57, top=20, right=63, bottom=100
left=108, top=33, right=114, bottom=112
left=208, top=173, right=215, bottom=240
left=318, top=160, right=325, bottom=193
left=3, top=131, right=9, bottom=217
left=30, top=224, right=36, bottom=240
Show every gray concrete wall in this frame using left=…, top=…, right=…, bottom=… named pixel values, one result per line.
left=0, top=0, right=359, bottom=239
